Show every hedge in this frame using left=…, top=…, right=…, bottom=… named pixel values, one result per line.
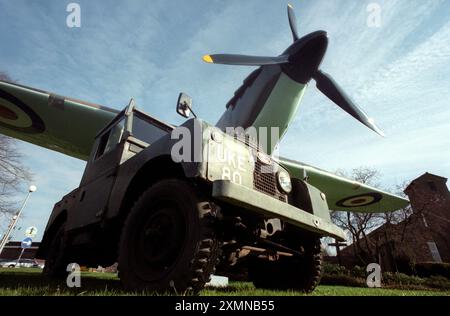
left=414, top=262, right=450, bottom=279
left=321, top=263, right=450, bottom=290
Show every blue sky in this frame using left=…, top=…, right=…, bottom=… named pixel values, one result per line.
left=0, top=0, right=449, bottom=242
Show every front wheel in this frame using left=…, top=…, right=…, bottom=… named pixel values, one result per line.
left=42, top=224, right=68, bottom=278
left=118, top=179, right=221, bottom=294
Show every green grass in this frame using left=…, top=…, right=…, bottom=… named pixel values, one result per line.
left=0, top=268, right=448, bottom=296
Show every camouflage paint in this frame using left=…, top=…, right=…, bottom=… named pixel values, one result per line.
left=251, top=73, right=307, bottom=154
left=0, top=80, right=118, bottom=160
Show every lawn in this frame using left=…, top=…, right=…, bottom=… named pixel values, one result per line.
left=0, top=268, right=448, bottom=296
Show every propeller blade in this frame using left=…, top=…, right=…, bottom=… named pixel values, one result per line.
left=203, top=54, right=289, bottom=66
left=313, top=71, right=385, bottom=137
left=287, top=4, right=300, bottom=42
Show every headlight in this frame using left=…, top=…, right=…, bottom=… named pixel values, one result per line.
left=277, top=170, right=292, bottom=194
left=211, top=129, right=223, bottom=143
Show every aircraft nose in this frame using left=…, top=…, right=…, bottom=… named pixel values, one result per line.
left=282, top=31, right=329, bottom=84
left=294, top=30, right=328, bottom=43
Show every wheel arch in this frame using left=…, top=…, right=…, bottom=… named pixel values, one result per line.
left=36, top=210, right=67, bottom=259
left=117, top=155, right=187, bottom=223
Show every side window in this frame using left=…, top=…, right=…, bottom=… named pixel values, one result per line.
left=95, top=119, right=125, bottom=159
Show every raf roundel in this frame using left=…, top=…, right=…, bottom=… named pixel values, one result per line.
left=0, top=104, right=18, bottom=120
left=0, top=88, right=45, bottom=134
left=336, top=193, right=383, bottom=208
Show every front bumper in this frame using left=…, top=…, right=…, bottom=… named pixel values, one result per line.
left=212, top=180, right=346, bottom=241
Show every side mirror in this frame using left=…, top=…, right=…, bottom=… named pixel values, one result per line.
left=176, top=93, right=193, bottom=119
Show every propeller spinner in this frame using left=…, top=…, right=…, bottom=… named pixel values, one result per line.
left=203, top=4, right=384, bottom=137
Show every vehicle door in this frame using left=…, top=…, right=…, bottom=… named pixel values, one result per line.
left=67, top=115, right=128, bottom=230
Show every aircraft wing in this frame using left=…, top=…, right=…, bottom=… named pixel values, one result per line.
left=0, top=80, right=119, bottom=160
left=280, top=158, right=409, bottom=213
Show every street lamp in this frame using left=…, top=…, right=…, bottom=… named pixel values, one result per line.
left=0, top=185, right=37, bottom=257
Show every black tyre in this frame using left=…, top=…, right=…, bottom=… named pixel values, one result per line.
left=118, top=179, right=221, bottom=294
left=42, top=224, right=68, bottom=278
left=248, top=238, right=323, bottom=293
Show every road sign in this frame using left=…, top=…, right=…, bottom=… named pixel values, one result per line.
left=21, top=237, right=33, bottom=249
left=25, top=226, right=38, bottom=238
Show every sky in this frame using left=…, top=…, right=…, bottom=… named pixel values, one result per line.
left=0, top=0, right=449, bottom=242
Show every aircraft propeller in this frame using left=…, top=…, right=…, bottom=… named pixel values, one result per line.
left=203, top=4, right=384, bottom=137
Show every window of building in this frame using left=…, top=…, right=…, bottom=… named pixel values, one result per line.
left=428, top=181, right=438, bottom=192
left=427, top=241, right=443, bottom=263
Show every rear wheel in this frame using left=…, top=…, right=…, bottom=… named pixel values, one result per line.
left=248, top=238, right=323, bottom=293
left=118, top=179, right=221, bottom=294
left=42, top=224, right=68, bottom=278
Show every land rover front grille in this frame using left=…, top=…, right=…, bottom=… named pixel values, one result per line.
left=253, top=159, right=288, bottom=202
left=231, top=133, right=288, bottom=202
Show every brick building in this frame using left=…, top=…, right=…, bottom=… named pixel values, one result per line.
left=0, top=241, right=40, bottom=260
left=403, top=173, right=450, bottom=263
left=337, top=173, right=450, bottom=272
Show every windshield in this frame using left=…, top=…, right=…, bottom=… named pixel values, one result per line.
left=132, top=113, right=169, bottom=145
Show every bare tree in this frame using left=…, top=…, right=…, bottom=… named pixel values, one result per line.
left=0, top=72, right=14, bottom=83
left=381, top=182, right=414, bottom=241
left=0, top=71, right=32, bottom=215
left=331, top=167, right=383, bottom=263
